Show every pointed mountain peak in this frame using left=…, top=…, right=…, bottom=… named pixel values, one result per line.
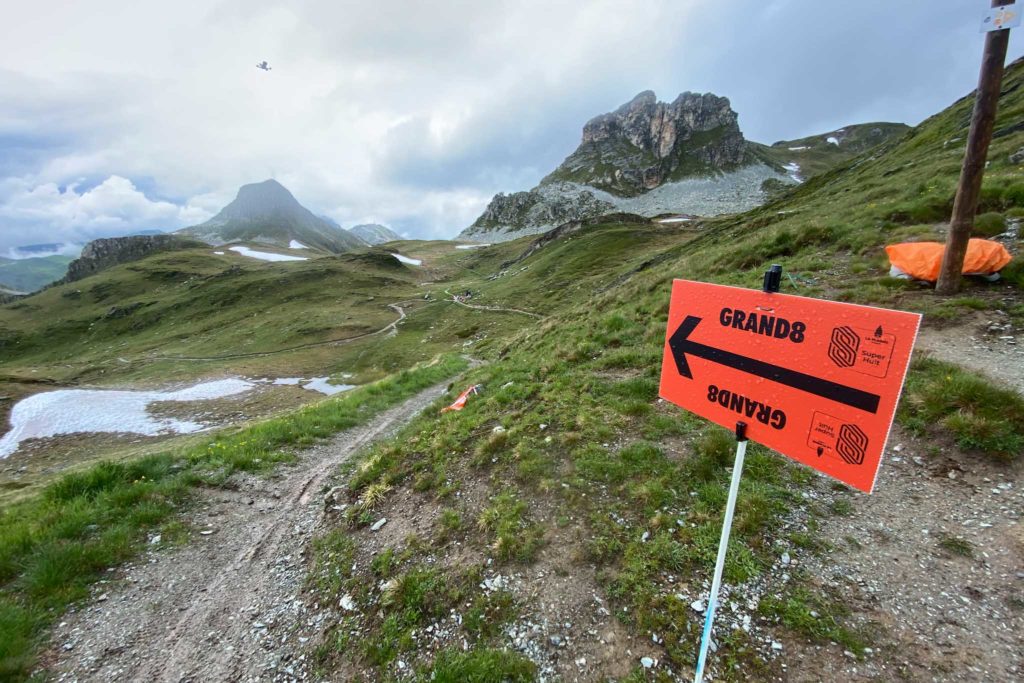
left=230, top=179, right=302, bottom=213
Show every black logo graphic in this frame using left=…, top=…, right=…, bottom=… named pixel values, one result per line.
left=836, top=424, right=869, bottom=465
left=828, top=326, right=860, bottom=368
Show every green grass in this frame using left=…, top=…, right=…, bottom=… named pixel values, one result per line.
left=973, top=211, right=1006, bottom=237
left=0, top=354, right=467, bottom=681
left=0, top=248, right=421, bottom=385
left=476, top=493, right=546, bottom=563
left=758, top=585, right=869, bottom=655
left=413, top=647, right=536, bottom=682
left=899, top=356, right=1024, bottom=460
left=937, top=533, right=975, bottom=558
left=0, top=255, right=74, bottom=293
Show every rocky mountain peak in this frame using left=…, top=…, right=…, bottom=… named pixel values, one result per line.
left=348, top=223, right=401, bottom=246
left=220, top=179, right=303, bottom=220
left=177, top=179, right=365, bottom=254
left=581, top=91, right=743, bottom=165
left=545, top=90, right=749, bottom=198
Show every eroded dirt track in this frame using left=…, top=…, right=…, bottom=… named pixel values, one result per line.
left=46, top=383, right=448, bottom=683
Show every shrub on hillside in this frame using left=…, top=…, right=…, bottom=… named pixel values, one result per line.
left=973, top=212, right=1006, bottom=237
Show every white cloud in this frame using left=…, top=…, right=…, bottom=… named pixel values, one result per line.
left=1, top=1, right=1021, bottom=246
left=0, top=176, right=211, bottom=249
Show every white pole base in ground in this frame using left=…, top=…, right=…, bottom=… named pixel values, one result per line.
left=693, top=437, right=747, bottom=683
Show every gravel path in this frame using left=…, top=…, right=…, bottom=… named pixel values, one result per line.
left=45, top=382, right=449, bottom=683
left=785, top=426, right=1023, bottom=682
left=915, top=311, right=1023, bottom=394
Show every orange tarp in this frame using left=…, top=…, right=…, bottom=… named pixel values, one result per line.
left=885, top=239, right=1012, bottom=282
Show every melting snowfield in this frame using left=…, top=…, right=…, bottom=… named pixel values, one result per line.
left=229, top=246, right=308, bottom=262
left=455, top=244, right=491, bottom=249
left=289, top=240, right=308, bottom=249
left=269, top=377, right=355, bottom=395
left=302, top=377, right=355, bottom=395
left=390, top=253, right=422, bottom=266
left=0, top=379, right=254, bottom=459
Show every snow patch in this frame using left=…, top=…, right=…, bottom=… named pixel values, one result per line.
left=787, top=146, right=809, bottom=151
left=302, top=377, right=355, bottom=396
left=289, top=240, right=308, bottom=249
left=0, top=379, right=254, bottom=459
left=390, top=253, right=422, bottom=266
left=783, top=162, right=803, bottom=183
left=455, top=244, right=491, bottom=249
left=826, top=136, right=840, bottom=146
left=213, top=251, right=225, bottom=255
left=266, top=376, right=354, bottom=395
left=656, top=217, right=692, bottom=224
left=229, top=246, right=308, bottom=262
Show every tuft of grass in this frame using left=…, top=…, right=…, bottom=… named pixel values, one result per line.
left=758, top=586, right=869, bottom=655
left=937, top=533, right=974, bottom=558
left=973, top=211, right=1006, bottom=237
left=477, top=493, right=545, bottom=563
left=416, top=647, right=536, bottom=682
left=829, top=499, right=855, bottom=517
left=899, top=356, right=1024, bottom=460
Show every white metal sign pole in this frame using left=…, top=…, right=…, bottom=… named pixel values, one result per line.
left=693, top=421, right=748, bottom=683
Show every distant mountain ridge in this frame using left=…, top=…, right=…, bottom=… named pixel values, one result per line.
left=461, top=92, right=907, bottom=241
left=178, top=179, right=365, bottom=253
left=0, top=254, right=76, bottom=293
left=349, top=224, right=401, bottom=245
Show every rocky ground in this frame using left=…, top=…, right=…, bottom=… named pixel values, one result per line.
left=786, top=426, right=1023, bottom=682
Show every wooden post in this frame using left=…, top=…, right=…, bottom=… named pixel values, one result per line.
left=936, top=0, right=1013, bottom=294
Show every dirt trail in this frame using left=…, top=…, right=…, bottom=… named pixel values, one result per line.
left=443, top=290, right=543, bottom=319
left=150, top=303, right=408, bottom=362
left=785, top=425, right=1023, bottom=682
left=914, top=311, right=1023, bottom=393
left=46, top=382, right=449, bottom=683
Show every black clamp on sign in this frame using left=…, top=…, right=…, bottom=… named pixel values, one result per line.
left=734, top=420, right=748, bottom=443
left=763, top=264, right=783, bottom=293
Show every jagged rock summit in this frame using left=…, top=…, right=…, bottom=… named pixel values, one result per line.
left=547, top=90, right=750, bottom=196
left=349, top=223, right=401, bottom=245
left=178, top=179, right=365, bottom=253
left=460, top=91, right=907, bottom=242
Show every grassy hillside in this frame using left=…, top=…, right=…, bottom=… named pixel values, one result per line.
left=302, top=60, right=1024, bottom=679
left=753, top=121, right=910, bottom=179
left=0, top=255, right=74, bottom=293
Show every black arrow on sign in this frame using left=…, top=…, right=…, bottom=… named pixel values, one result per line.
left=669, top=315, right=881, bottom=414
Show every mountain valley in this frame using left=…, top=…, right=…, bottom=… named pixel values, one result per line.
left=1, top=58, right=1023, bottom=683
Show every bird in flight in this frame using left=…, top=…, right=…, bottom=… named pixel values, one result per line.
left=256, top=60, right=272, bottom=71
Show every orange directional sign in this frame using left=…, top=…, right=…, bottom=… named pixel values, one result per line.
left=659, top=280, right=920, bottom=492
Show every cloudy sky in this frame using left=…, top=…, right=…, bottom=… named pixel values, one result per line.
left=1, top=0, right=1021, bottom=252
